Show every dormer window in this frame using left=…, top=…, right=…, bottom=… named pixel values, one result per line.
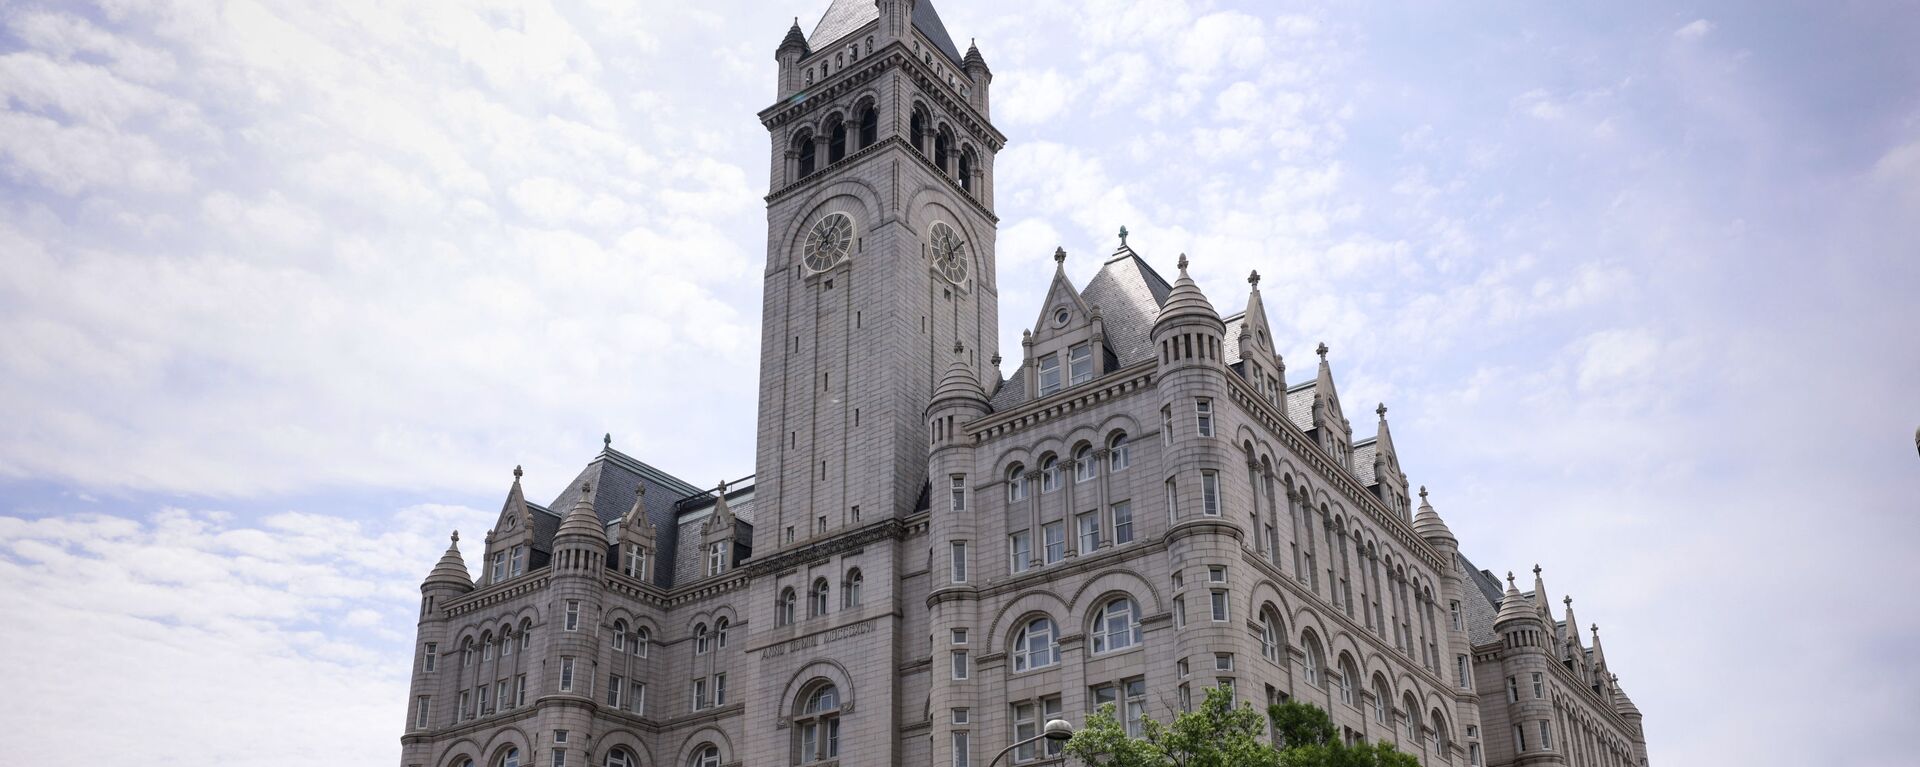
left=707, top=542, right=727, bottom=577
left=1068, top=343, right=1093, bottom=385
left=510, top=545, right=525, bottom=577
left=1037, top=354, right=1062, bottom=396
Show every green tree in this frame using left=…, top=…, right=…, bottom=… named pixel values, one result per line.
left=1064, top=687, right=1421, bottom=767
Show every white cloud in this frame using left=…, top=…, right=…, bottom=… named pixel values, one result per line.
left=996, top=68, right=1082, bottom=125
left=1674, top=19, right=1715, bottom=40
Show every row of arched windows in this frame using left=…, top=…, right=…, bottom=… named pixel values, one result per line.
left=453, top=743, right=714, bottom=767
left=802, top=35, right=875, bottom=87
left=777, top=569, right=864, bottom=626
left=909, top=102, right=978, bottom=193
left=793, top=102, right=879, bottom=179
left=1005, top=431, right=1131, bottom=502
left=1263, top=609, right=1454, bottom=753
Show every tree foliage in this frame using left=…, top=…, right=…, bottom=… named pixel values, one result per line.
left=1064, top=687, right=1422, bottom=767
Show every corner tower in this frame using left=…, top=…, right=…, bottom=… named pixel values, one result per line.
left=755, top=0, right=1005, bottom=545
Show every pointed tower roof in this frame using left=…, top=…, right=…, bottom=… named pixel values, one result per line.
left=624, top=482, right=655, bottom=534
left=1591, top=623, right=1609, bottom=669
left=1611, top=675, right=1641, bottom=717
left=424, top=531, right=474, bottom=591
left=1563, top=597, right=1583, bottom=650
left=963, top=38, right=988, bottom=73
left=1374, top=402, right=1399, bottom=457
left=780, top=16, right=809, bottom=53
left=1532, top=564, right=1554, bottom=623
left=705, top=480, right=737, bottom=533
left=1411, top=486, right=1456, bottom=545
left=1153, top=254, right=1224, bottom=332
left=1494, top=570, right=1542, bottom=627
left=933, top=341, right=989, bottom=406
left=555, top=480, right=604, bottom=541
left=810, top=0, right=964, bottom=64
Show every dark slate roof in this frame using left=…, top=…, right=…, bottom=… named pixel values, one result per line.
left=1081, top=247, right=1175, bottom=367
left=1222, top=312, right=1248, bottom=365
left=1458, top=553, right=1508, bottom=646
left=1285, top=382, right=1317, bottom=431
left=809, top=0, right=964, bottom=64
left=1352, top=438, right=1378, bottom=486
left=988, top=368, right=1026, bottom=411
left=670, top=488, right=757, bottom=587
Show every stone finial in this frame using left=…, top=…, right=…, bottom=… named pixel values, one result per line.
left=1565, top=595, right=1574, bottom=608
left=1591, top=623, right=1600, bottom=635
left=1316, top=341, right=1329, bottom=359
left=581, top=480, right=592, bottom=495
left=1506, top=571, right=1516, bottom=588
left=717, top=479, right=728, bottom=495
left=1533, top=563, right=1542, bottom=576
left=604, top=433, right=612, bottom=448
left=513, top=465, right=523, bottom=480
left=1248, top=269, right=1260, bottom=287
left=451, top=530, right=460, bottom=544
left=953, top=340, right=965, bottom=355
left=1054, top=246, right=1066, bottom=264
left=1118, top=225, right=1128, bottom=245
left=1176, top=253, right=1189, bottom=272
left=990, top=353, right=1002, bottom=367
left=1377, top=402, right=1388, bottom=419
left=1418, top=485, right=1428, bottom=500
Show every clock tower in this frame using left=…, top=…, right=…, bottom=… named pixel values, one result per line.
left=747, top=1, right=1003, bottom=763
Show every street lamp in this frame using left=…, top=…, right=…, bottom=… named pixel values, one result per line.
left=984, top=718, right=1076, bottom=767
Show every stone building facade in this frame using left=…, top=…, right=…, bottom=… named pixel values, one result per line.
left=398, top=3, right=1652, bottom=767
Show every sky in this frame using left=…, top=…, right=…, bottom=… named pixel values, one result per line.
left=0, top=0, right=1916, bottom=764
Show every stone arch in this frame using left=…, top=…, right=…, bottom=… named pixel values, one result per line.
left=778, top=658, right=856, bottom=716
left=677, top=732, right=732, bottom=767
left=435, top=737, right=485, bottom=767
left=479, top=727, right=533, bottom=766
left=984, top=588, right=1070, bottom=653
left=1067, top=568, right=1163, bottom=614
left=596, top=729, right=655, bottom=767
left=778, top=180, right=884, bottom=257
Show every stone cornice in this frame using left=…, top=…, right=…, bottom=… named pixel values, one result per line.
left=760, top=43, right=1004, bottom=149
left=968, top=362, right=1156, bottom=443
left=745, top=517, right=909, bottom=576
left=443, top=574, right=549, bottom=618
left=763, top=134, right=997, bottom=223
left=1225, top=373, right=1444, bottom=571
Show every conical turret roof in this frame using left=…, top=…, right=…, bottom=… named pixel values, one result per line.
left=424, top=531, right=474, bottom=591
left=933, top=342, right=989, bottom=406
left=1411, top=486, right=1455, bottom=544
left=1153, top=254, right=1223, bottom=332
left=1494, top=570, right=1542, bottom=627
left=779, top=17, right=808, bottom=52
left=555, top=480, right=604, bottom=541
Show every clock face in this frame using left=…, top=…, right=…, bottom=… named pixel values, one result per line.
left=930, top=222, right=969, bottom=286
left=804, top=213, right=854, bottom=273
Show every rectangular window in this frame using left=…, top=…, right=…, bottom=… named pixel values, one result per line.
left=1068, top=342, right=1093, bottom=385
left=1201, top=471, right=1220, bottom=516
left=707, top=541, right=727, bottom=576
left=1514, top=725, right=1526, bottom=752
left=1456, top=655, right=1471, bottom=688
left=952, top=628, right=969, bottom=645
left=951, top=650, right=969, bottom=680
left=551, top=750, right=566, bottom=767
left=1173, top=596, right=1186, bottom=628
left=1123, top=678, right=1146, bottom=737
left=423, top=643, right=437, bottom=672
left=497, top=680, right=509, bottom=710
left=1177, top=658, right=1189, bottom=678
left=952, top=731, right=970, bottom=767
left=1539, top=720, right=1552, bottom=750
left=1165, top=478, right=1178, bottom=521
left=950, top=475, right=966, bottom=512
left=1532, top=672, right=1544, bottom=698
left=1210, top=590, right=1229, bottom=621
left=1208, top=565, right=1226, bottom=583
left=459, top=690, right=471, bottom=721
left=511, top=544, right=526, bottom=577
left=1215, top=652, right=1234, bottom=671
left=785, top=526, right=795, bottom=544
left=1037, top=354, right=1062, bottom=396
left=483, top=639, right=493, bottom=661
left=693, top=678, right=707, bottom=710
left=491, top=550, right=506, bottom=582
left=1077, top=511, right=1100, bottom=553
left=952, top=707, right=970, bottom=724
left=1196, top=398, right=1214, bottom=436
left=633, top=681, right=646, bottom=713
left=564, top=600, right=580, bottom=631
left=1470, top=743, right=1482, bottom=765
left=1009, top=531, right=1032, bottom=573
left=415, top=696, right=430, bottom=729
left=607, top=675, right=623, bottom=708
left=713, top=673, right=727, bottom=706
left=516, top=675, right=527, bottom=707
left=951, top=541, right=968, bottom=582
left=1042, top=696, right=1064, bottom=757
left=1013, top=702, right=1037, bottom=762
left=1162, top=405, right=1174, bottom=445
left=1450, top=600, right=1462, bottom=631
left=559, top=657, right=575, bottom=691
left=1111, top=501, right=1134, bottom=544
left=1507, top=676, right=1519, bottom=702
left=1042, top=521, right=1065, bottom=564
left=1178, top=683, right=1191, bottom=711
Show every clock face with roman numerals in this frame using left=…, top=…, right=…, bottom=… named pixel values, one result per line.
left=930, top=222, right=969, bottom=287
left=804, top=213, right=854, bottom=273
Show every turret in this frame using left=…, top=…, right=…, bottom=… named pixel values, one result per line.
left=962, top=38, right=991, bottom=114
left=1418, top=488, right=1475, bottom=765
left=1151, top=253, right=1226, bottom=369
left=1495, top=568, right=1561, bottom=764
left=423, top=530, right=474, bottom=596
left=775, top=17, right=809, bottom=98
left=404, top=531, right=470, bottom=755
left=551, top=480, right=607, bottom=576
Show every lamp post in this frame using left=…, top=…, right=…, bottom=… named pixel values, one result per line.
left=985, top=718, right=1075, bottom=767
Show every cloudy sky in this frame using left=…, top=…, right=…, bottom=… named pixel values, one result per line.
left=1, top=0, right=1915, bottom=764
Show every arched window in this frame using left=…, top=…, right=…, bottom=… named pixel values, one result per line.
left=910, top=106, right=928, bottom=153
left=1301, top=632, right=1326, bottom=687
left=715, top=617, right=729, bottom=649
left=779, top=588, right=797, bottom=626
left=828, top=116, right=847, bottom=164
left=795, top=131, right=816, bottom=178
left=958, top=146, right=975, bottom=192
left=603, top=748, right=636, bottom=767
left=695, top=623, right=710, bottom=654
left=858, top=104, right=877, bottom=149
left=691, top=744, right=721, bottom=767
left=1372, top=676, right=1391, bottom=723
left=480, top=630, right=493, bottom=661
left=1258, top=608, right=1283, bottom=662
left=934, top=126, right=952, bottom=172
left=612, top=619, right=628, bottom=652
left=1338, top=653, right=1359, bottom=705
left=1402, top=693, right=1421, bottom=739
left=1108, top=433, right=1130, bottom=471
left=518, top=619, right=532, bottom=652
left=1091, top=597, right=1141, bottom=653
left=810, top=578, right=831, bottom=617
left=1039, top=455, right=1060, bottom=493
left=1072, top=445, right=1096, bottom=483
left=634, top=626, right=650, bottom=657
left=1431, top=709, right=1450, bottom=752
left=496, top=747, right=520, bottom=767
left=499, top=624, right=513, bottom=657
left=1012, top=616, right=1060, bottom=671
left=794, top=683, right=842, bottom=763
left=843, top=568, right=863, bottom=608
left=1006, top=464, right=1028, bottom=502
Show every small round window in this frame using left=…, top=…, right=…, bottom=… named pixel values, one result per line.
left=1053, top=308, right=1070, bottom=327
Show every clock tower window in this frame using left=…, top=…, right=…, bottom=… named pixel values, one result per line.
left=828, top=116, right=847, bottom=163
left=795, top=131, right=817, bottom=178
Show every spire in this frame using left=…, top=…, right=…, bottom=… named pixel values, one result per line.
left=1411, top=486, right=1455, bottom=545
left=1153, top=253, right=1223, bottom=333
left=1532, top=564, right=1554, bottom=623
left=1494, top=570, right=1539, bottom=627
left=1563, top=596, right=1581, bottom=646
left=1374, top=403, right=1399, bottom=464
left=1591, top=623, right=1609, bottom=669
left=625, top=482, right=654, bottom=534
left=933, top=341, right=989, bottom=407
left=779, top=17, right=808, bottom=53
left=555, top=480, right=603, bottom=541
left=963, top=37, right=988, bottom=73
left=1054, top=246, right=1067, bottom=269
left=424, top=530, right=474, bottom=591
left=706, top=479, right=737, bottom=533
